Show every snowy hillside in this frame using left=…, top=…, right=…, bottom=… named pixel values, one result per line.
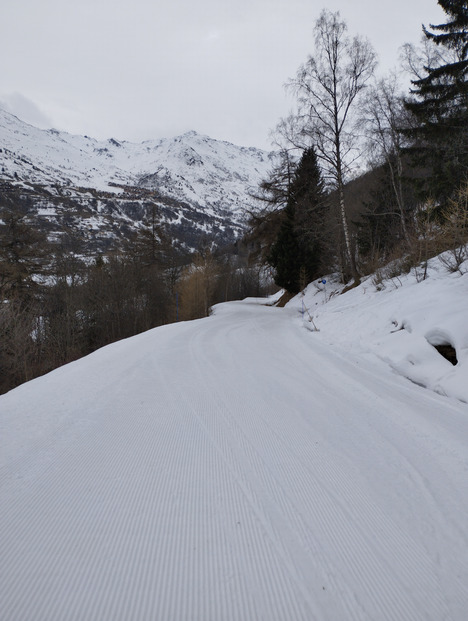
left=288, top=249, right=468, bottom=404
left=0, top=107, right=274, bottom=250
left=1, top=252, right=467, bottom=620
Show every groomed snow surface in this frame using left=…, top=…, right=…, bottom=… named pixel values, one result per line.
left=1, top=252, right=468, bottom=621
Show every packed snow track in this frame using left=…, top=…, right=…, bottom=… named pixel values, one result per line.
left=1, top=299, right=467, bottom=620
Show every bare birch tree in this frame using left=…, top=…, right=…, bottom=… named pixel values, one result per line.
left=285, top=9, right=377, bottom=284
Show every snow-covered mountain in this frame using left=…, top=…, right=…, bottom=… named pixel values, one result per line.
left=0, top=107, right=275, bottom=252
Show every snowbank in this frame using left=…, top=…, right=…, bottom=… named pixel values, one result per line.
left=287, top=250, right=468, bottom=403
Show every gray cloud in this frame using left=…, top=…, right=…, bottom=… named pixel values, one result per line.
left=0, top=0, right=446, bottom=149
left=0, top=93, right=53, bottom=129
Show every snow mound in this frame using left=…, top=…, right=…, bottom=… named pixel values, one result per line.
left=288, top=250, right=468, bottom=403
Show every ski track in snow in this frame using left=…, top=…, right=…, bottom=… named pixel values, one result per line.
left=1, top=300, right=468, bottom=620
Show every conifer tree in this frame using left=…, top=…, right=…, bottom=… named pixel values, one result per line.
left=405, top=0, right=468, bottom=204
left=291, top=147, right=327, bottom=281
left=267, top=147, right=326, bottom=293
left=268, top=203, right=302, bottom=293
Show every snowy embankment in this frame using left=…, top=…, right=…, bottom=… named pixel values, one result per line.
left=1, top=254, right=468, bottom=621
left=290, top=250, right=468, bottom=404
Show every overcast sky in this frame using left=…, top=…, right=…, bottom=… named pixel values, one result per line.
left=1, top=0, right=446, bottom=150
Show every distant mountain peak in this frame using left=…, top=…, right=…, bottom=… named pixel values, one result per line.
left=0, top=108, right=276, bottom=252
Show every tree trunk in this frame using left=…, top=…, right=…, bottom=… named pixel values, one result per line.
left=388, top=155, right=411, bottom=246
left=338, top=178, right=360, bottom=285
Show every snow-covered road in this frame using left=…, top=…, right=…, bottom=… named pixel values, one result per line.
left=1, top=299, right=468, bottom=620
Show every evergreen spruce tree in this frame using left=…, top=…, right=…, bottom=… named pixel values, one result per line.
left=268, top=203, right=302, bottom=293
left=405, top=0, right=468, bottom=204
left=292, top=147, right=327, bottom=281
left=267, top=147, right=326, bottom=293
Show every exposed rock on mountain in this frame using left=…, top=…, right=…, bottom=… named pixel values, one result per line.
left=0, top=108, right=275, bottom=253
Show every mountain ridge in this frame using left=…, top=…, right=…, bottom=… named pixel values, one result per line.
left=0, top=107, right=275, bottom=252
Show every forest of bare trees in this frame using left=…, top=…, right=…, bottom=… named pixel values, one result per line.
left=0, top=202, right=273, bottom=394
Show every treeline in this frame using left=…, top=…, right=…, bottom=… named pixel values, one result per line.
left=249, top=1, right=468, bottom=293
left=0, top=206, right=272, bottom=394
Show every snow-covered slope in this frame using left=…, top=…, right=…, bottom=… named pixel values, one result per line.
left=0, top=107, right=275, bottom=250
left=1, top=253, right=467, bottom=621
left=288, top=249, right=468, bottom=403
